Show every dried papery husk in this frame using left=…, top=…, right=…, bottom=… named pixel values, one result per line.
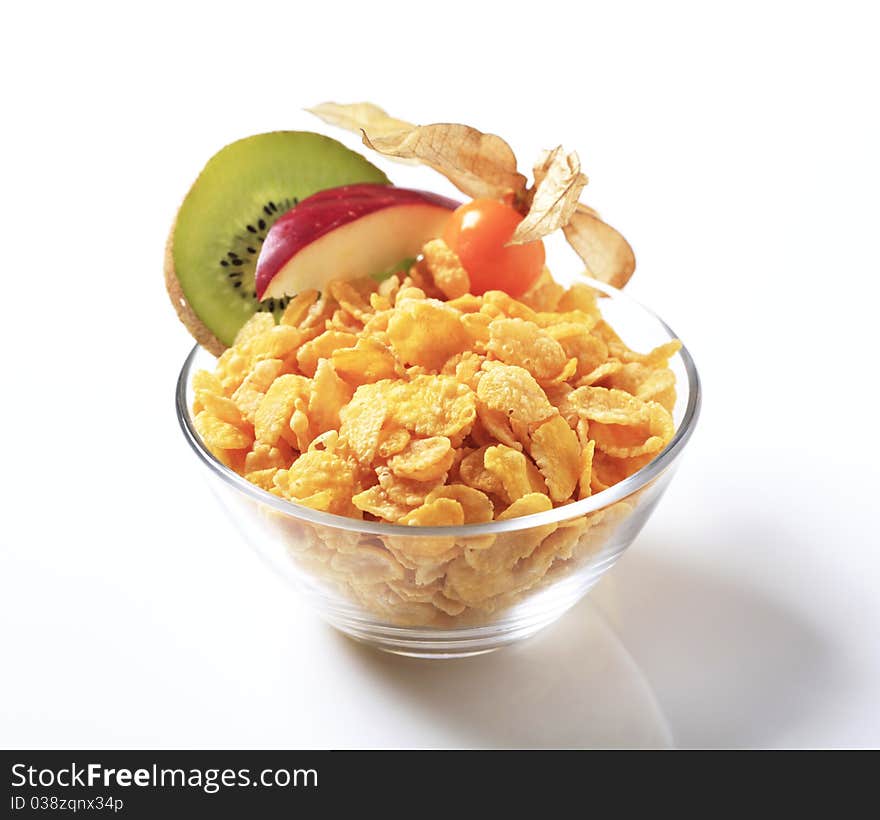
left=509, top=146, right=588, bottom=245
left=305, top=102, right=414, bottom=139
left=309, top=102, right=526, bottom=200
left=364, top=125, right=527, bottom=201
left=562, top=203, right=636, bottom=289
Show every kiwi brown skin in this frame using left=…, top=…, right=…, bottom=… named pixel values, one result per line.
left=164, top=215, right=227, bottom=357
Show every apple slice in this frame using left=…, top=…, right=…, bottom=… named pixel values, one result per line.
left=255, top=184, right=459, bottom=300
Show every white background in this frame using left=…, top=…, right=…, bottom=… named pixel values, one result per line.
left=1, top=1, right=878, bottom=749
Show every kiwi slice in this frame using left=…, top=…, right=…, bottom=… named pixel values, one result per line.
left=165, top=131, right=389, bottom=354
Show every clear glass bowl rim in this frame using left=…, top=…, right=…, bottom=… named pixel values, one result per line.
left=176, top=277, right=701, bottom=537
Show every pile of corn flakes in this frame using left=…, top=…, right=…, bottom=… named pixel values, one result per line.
left=192, top=239, right=680, bottom=623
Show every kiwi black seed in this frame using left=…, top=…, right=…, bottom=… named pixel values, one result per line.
left=217, top=196, right=297, bottom=316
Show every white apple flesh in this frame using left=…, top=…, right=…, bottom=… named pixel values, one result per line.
left=255, top=184, right=459, bottom=300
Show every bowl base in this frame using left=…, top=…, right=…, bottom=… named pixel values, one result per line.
left=354, top=640, right=501, bottom=660
left=322, top=585, right=595, bottom=658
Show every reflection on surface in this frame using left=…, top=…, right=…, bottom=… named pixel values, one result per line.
left=595, top=547, right=841, bottom=748
left=337, top=597, right=672, bottom=749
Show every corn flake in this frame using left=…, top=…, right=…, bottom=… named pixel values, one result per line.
left=387, top=298, right=471, bottom=371
left=529, top=415, right=581, bottom=502
left=194, top=410, right=253, bottom=451
left=338, top=383, right=388, bottom=462
left=388, top=436, right=455, bottom=482
left=425, top=484, right=494, bottom=524
left=332, top=336, right=400, bottom=384
left=476, top=363, right=555, bottom=425
left=232, top=358, right=284, bottom=423
left=384, top=375, right=476, bottom=439
left=245, top=440, right=293, bottom=473
left=421, top=239, right=471, bottom=299
left=484, top=445, right=532, bottom=503
left=254, top=374, right=310, bottom=446
left=296, top=330, right=358, bottom=377
left=558, top=385, right=649, bottom=426
left=352, top=485, right=414, bottom=522
left=274, top=450, right=357, bottom=515
left=309, top=359, right=353, bottom=435
left=376, top=427, right=411, bottom=458
left=487, top=318, right=569, bottom=381
left=280, top=289, right=319, bottom=327
left=376, top=464, right=446, bottom=507
left=589, top=401, right=674, bottom=458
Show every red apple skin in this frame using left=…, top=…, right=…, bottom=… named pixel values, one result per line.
left=255, top=185, right=460, bottom=300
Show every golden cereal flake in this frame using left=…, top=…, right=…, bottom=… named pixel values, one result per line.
left=588, top=401, right=674, bottom=459
left=600, top=362, right=677, bottom=409
left=394, top=285, right=426, bottom=304
left=575, top=360, right=623, bottom=387
left=351, top=485, right=415, bottom=522
left=400, top=497, right=465, bottom=528
left=446, top=534, right=559, bottom=609
left=384, top=375, right=476, bottom=439
left=329, top=279, right=374, bottom=322
left=195, top=390, right=246, bottom=427
left=476, top=364, right=556, bottom=425
left=338, top=383, right=388, bottom=463
left=446, top=293, right=483, bottom=313
left=239, top=324, right=304, bottom=362
left=484, top=445, right=533, bottom=503
left=387, top=298, right=471, bottom=371
left=274, top=450, right=357, bottom=514
left=376, top=465, right=447, bottom=507
left=330, top=544, right=405, bottom=584
left=460, top=311, right=492, bottom=347
left=482, top=290, right=538, bottom=322
left=215, top=348, right=250, bottom=394
left=529, top=415, right=581, bottom=502
left=546, top=325, right=607, bottom=379
left=194, top=411, right=253, bottom=451
left=475, top=401, right=522, bottom=450
left=460, top=493, right=555, bottom=574
left=192, top=369, right=223, bottom=396
left=244, top=440, right=293, bottom=473
left=590, top=450, right=654, bottom=492
left=519, top=268, right=565, bottom=312
left=577, top=439, right=596, bottom=500
left=487, top=317, right=569, bottom=381
left=233, top=312, right=275, bottom=347
left=308, top=359, right=353, bottom=436
left=296, top=330, right=358, bottom=377
left=425, top=484, right=494, bottom=524
left=376, top=427, right=411, bottom=458
left=458, top=446, right=504, bottom=496
left=558, top=385, right=650, bottom=426
left=253, top=374, right=310, bottom=446
left=421, top=238, right=471, bottom=299
left=557, top=283, right=601, bottom=316
left=390, top=499, right=465, bottom=561
left=388, top=436, right=455, bottom=482
left=231, top=358, right=284, bottom=423
left=524, top=458, right=549, bottom=495
left=332, top=336, right=400, bottom=384
left=279, top=289, right=319, bottom=327
left=244, top=468, right=279, bottom=491
left=288, top=396, right=313, bottom=452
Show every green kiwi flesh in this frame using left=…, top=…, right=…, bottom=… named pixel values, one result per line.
left=168, top=132, right=389, bottom=350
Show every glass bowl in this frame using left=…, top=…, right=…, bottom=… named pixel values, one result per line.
left=176, top=278, right=701, bottom=658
